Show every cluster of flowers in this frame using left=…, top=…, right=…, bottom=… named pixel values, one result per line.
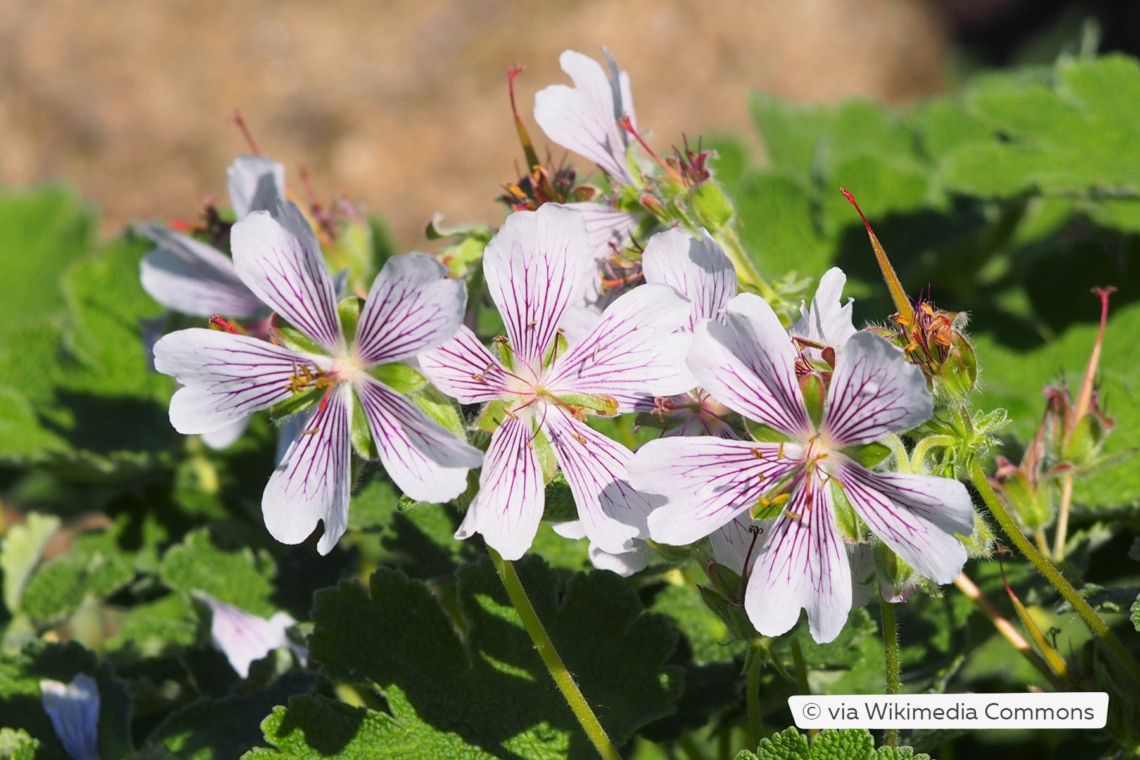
left=141, top=48, right=976, bottom=649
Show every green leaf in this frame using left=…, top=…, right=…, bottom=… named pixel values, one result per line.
left=160, top=529, right=278, bottom=617
left=754, top=726, right=810, bottom=759
left=301, top=558, right=681, bottom=758
left=19, top=530, right=135, bottom=625
left=0, top=728, right=39, bottom=760
left=808, top=728, right=874, bottom=759
left=0, top=184, right=94, bottom=325
left=243, top=695, right=429, bottom=759
left=1, top=513, right=61, bottom=613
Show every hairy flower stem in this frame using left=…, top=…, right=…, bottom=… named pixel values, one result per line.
left=968, top=460, right=1140, bottom=686
left=713, top=226, right=773, bottom=301
left=1052, top=471, right=1075, bottom=560
left=954, top=572, right=1041, bottom=671
left=879, top=597, right=900, bottom=748
left=489, top=549, right=623, bottom=760
left=744, top=639, right=766, bottom=747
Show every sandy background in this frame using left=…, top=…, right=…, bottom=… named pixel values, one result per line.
left=0, top=0, right=1083, bottom=250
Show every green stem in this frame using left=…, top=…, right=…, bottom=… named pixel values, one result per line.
left=1052, top=471, right=1074, bottom=561
left=744, top=639, right=766, bottom=747
left=489, top=549, right=623, bottom=760
left=790, top=637, right=810, bottom=697
left=714, top=225, right=773, bottom=300
left=968, top=460, right=1140, bottom=685
left=879, top=596, right=900, bottom=748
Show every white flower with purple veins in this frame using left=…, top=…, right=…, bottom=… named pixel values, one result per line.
left=534, top=49, right=640, bottom=188
left=153, top=199, right=482, bottom=554
left=194, top=592, right=307, bottom=678
left=40, top=674, right=99, bottom=760
left=629, top=290, right=974, bottom=643
left=419, top=204, right=694, bottom=560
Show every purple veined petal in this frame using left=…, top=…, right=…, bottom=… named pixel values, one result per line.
left=634, top=437, right=803, bottom=546
left=226, top=154, right=286, bottom=219
left=230, top=208, right=344, bottom=354
left=154, top=328, right=326, bottom=435
left=454, top=416, right=544, bottom=560
left=355, top=376, right=482, bottom=504
left=709, top=515, right=765, bottom=577
left=822, top=331, right=932, bottom=446
left=642, top=227, right=737, bottom=330
left=201, top=416, right=250, bottom=450
left=545, top=283, right=695, bottom=410
left=483, top=205, right=589, bottom=369
left=693, top=294, right=811, bottom=438
left=262, top=384, right=352, bottom=555
left=790, top=267, right=856, bottom=349
left=847, top=542, right=876, bottom=609
left=744, top=481, right=853, bottom=643
left=534, top=50, right=638, bottom=186
left=40, top=673, right=100, bottom=760
left=418, top=325, right=513, bottom=404
left=137, top=224, right=264, bottom=318
left=563, top=201, right=641, bottom=315
left=193, top=591, right=298, bottom=678
left=353, top=253, right=466, bottom=365
left=543, top=408, right=656, bottom=554
left=833, top=458, right=972, bottom=585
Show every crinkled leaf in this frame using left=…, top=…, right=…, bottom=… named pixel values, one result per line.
left=0, top=728, right=39, bottom=760
left=1, top=513, right=60, bottom=613
left=160, top=529, right=278, bottom=617
left=20, top=530, right=134, bottom=625
left=301, top=557, right=681, bottom=758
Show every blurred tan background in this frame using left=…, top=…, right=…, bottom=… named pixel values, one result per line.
left=0, top=0, right=1072, bottom=250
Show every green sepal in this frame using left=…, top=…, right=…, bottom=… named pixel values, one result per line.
left=410, top=384, right=468, bottom=442
left=274, top=325, right=327, bottom=358
left=269, top=385, right=324, bottom=422
left=542, top=328, right=570, bottom=369
left=751, top=500, right=785, bottom=522
left=936, top=331, right=979, bottom=401
left=999, top=468, right=1054, bottom=530
left=842, top=441, right=892, bottom=468
left=799, top=372, right=826, bottom=431
left=554, top=392, right=619, bottom=418
left=873, top=542, right=914, bottom=598
left=475, top=399, right=509, bottom=433
left=492, top=337, right=516, bottom=374
left=830, top=480, right=863, bottom=543
left=425, top=215, right=495, bottom=279
left=337, top=296, right=362, bottom=346
left=706, top=560, right=745, bottom=604
left=745, top=418, right=791, bottom=444
left=697, top=583, right=755, bottom=642
left=369, top=362, right=428, bottom=395
left=688, top=180, right=735, bottom=232
left=349, top=388, right=376, bottom=459
left=1064, top=410, right=1112, bottom=467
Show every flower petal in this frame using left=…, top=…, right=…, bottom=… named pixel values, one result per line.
left=226, top=154, right=286, bottom=219
left=356, top=376, right=482, bottom=503
left=201, top=417, right=250, bottom=450
left=454, top=416, right=544, bottom=560
left=353, top=253, right=466, bottom=364
left=138, top=224, right=263, bottom=318
left=790, top=267, right=856, bottom=349
left=544, top=408, right=657, bottom=554
left=483, top=205, right=589, bottom=369
left=691, top=293, right=810, bottom=437
left=40, top=674, right=100, bottom=760
left=588, top=540, right=652, bottom=577
left=633, top=436, right=802, bottom=545
left=546, top=283, right=695, bottom=409
left=835, top=459, right=972, bottom=585
left=745, top=483, right=852, bottom=643
left=642, top=227, right=737, bottom=330
left=153, top=328, right=323, bottom=435
left=823, top=330, right=932, bottom=445
left=195, top=592, right=296, bottom=678
left=230, top=207, right=344, bottom=354
left=418, top=325, right=512, bottom=404
left=533, top=49, right=638, bottom=186
left=262, top=384, right=352, bottom=555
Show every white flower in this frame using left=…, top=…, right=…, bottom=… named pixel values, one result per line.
left=419, top=204, right=694, bottom=559
left=153, top=199, right=482, bottom=553
left=630, top=288, right=974, bottom=643
left=40, top=674, right=99, bottom=760
left=195, top=592, right=307, bottom=678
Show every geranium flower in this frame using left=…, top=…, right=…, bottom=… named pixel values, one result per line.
left=419, top=204, right=694, bottom=560
left=534, top=49, right=640, bottom=188
left=629, top=291, right=974, bottom=643
left=153, top=199, right=482, bottom=553
left=40, top=674, right=99, bottom=760
left=194, top=592, right=307, bottom=678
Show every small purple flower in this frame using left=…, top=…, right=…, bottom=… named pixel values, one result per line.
left=195, top=592, right=307, bottom=678
left=153, top=200, right=482, bottom=554
left=40, top=674, right=99, bottom=760
left=534, top=49, right=640, bottom=188
left=629, top=289, right=974, bottom=643
left=419, top=204, right=694, bottom=560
